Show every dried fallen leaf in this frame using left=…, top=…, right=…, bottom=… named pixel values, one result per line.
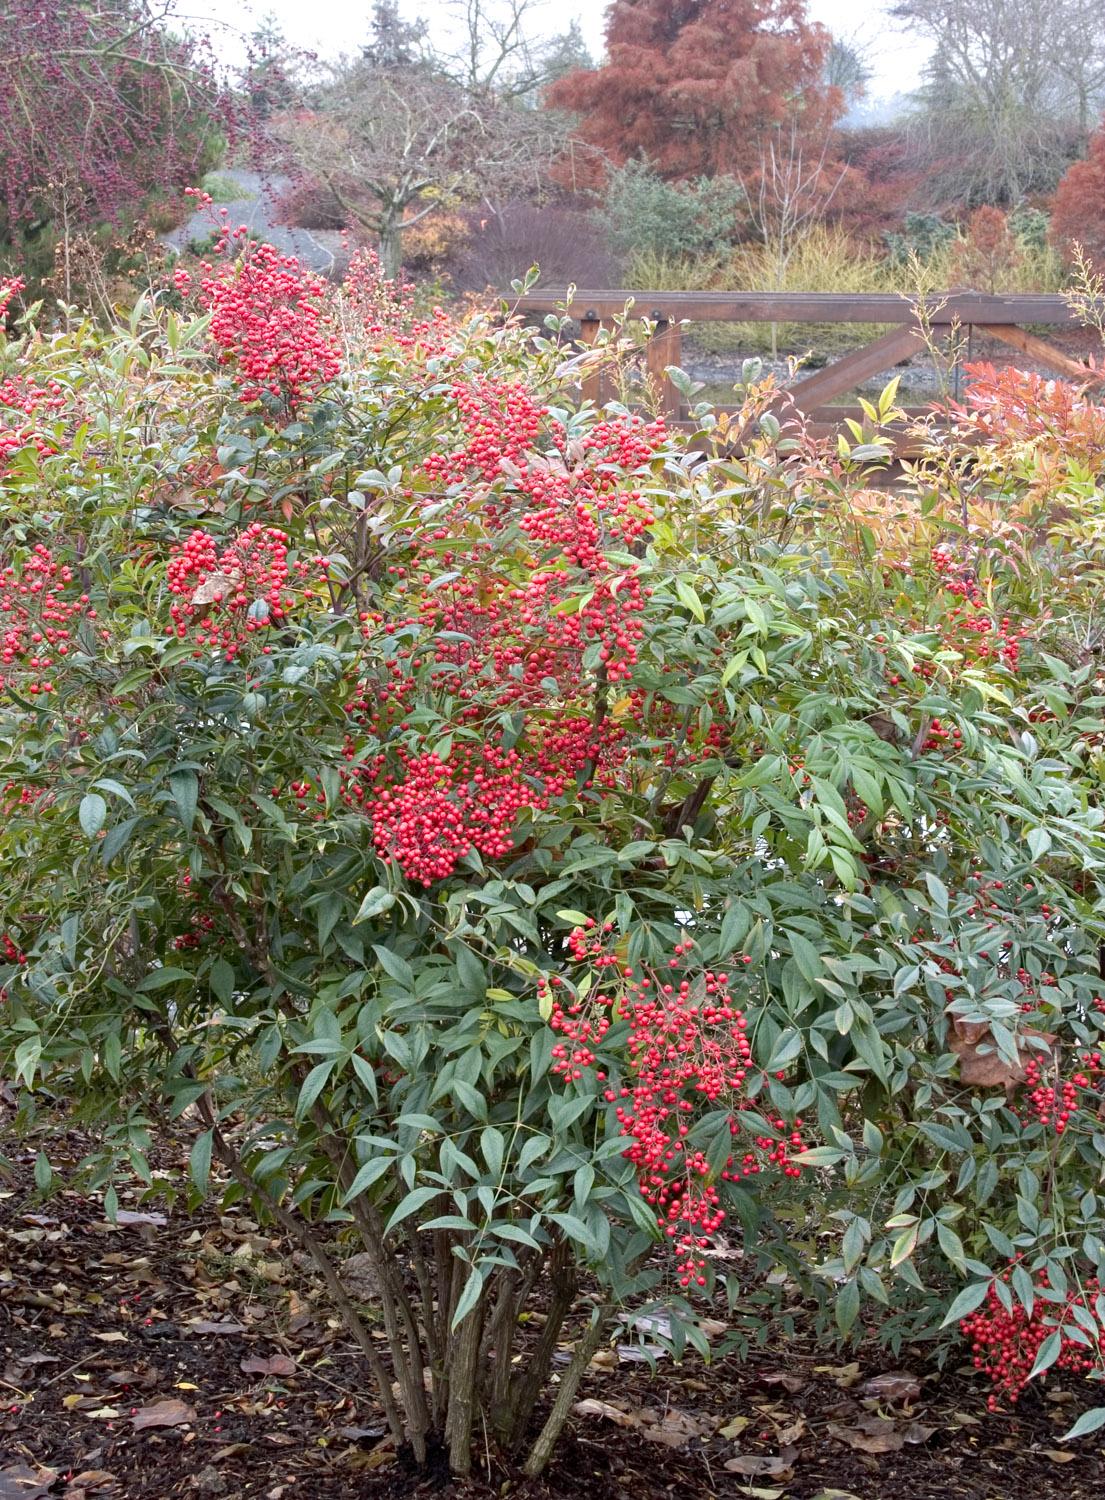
left=191, top=572, right=240, bottom=606
left=113, top=1210, right=167, bottom=1228
left=829, top=1418, right=903, bottom=1454
left=572, top=1398, right=639, bottom=1428
left=724, top=1447, right=797, bottom=1478
left=240, top=1354, right=296, bottom=1378
left=1045, top=1450, right=1079, bottom=1464
left=861, top=1371, right=922, bottom=1404
left=639, top=1407, right=713, bottom=1448
left=775, top=1415, right=807, bottom=1445
left=810, top=1491, right=865, bottom=1500
left=719, top=1414, right=752, bottom=1439
left=759, top=1370, right=806, bottom=1393
left=828, top=1416, right=936, bottom=1454
left=131, top=1398, right=196, bottom=1430
left=92, top=1332, right=128, bottom=1344
left=185, top=1319, right=246, bottom=1336
left=0, top=1464, right=58, bottom=1500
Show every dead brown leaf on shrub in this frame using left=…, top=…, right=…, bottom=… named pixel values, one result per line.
left=950, top=1018, right=1056, bottom=1089
left=131, top=1397, right=196, bottom=1430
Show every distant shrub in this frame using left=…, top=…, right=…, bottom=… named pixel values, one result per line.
left=447, top=202, right=618, bottom=292
left=200, top=171, right=253, bottom=204
left=951, top=207, right=1022, bottom=292
left=401, top=210, right=469, bottom=274
left=606, top=161, right=743, bottom=262
left=884, top=211, right=957, bottom=265
left=274, top=175, right=347, bottom=232
left=1008, top=204, right=1050, bottom=253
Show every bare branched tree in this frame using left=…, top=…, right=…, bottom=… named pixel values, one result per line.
left=273, top=55, right=567, bottom=276
left=439, top=0, right=591, bottom=102
left=737, top=123, right=850, bottom=358
left=893, top=0, right=1105, bottom=203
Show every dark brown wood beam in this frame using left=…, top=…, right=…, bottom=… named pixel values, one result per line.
left=513, top=291, right=1095, bottom=327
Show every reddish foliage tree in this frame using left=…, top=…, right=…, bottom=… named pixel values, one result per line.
left=951, top=206, right=1022, bottom=291
left=0, top=1, right=227, bottom=246
left=547, top=0, right=842, bottom=180
left=1051, top=118, right=1105, bottom=265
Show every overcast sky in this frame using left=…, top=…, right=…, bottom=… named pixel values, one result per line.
left=190, top=0, right=931, bottom=103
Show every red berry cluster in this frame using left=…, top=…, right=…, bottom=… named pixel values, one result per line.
left=171, top=874, right=217, bottom=952
left=0, top=931, right=26, bottom=1003
left=364, top=745, right=538, bottom=886
left=0, top=371, right=66, bottom=471
left=321, top=395, right=671, bottom=882
left=192, top=207, right=341, bottom=411
left=961, top=1266, right=1104, bottom=1408
left=167, top=524, right=322, bottom=661
left=0, top=546, right=91, bottom=697
left=338, top=247, right=452, bottom=356
left=543, top=924, right=806, bottom=1288
left=929, top=548, right=1027, bottom=673
left=1022, top=1053, right=1102, bottom=1134
left=921, top=716, right=965, bottom=753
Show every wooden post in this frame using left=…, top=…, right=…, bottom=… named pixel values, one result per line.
left=644, top=312, right=683, bottom=420
left=579, top=310, right=603, bottom=407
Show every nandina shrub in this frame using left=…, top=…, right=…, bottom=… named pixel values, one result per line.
left=3, top=256, right=1105, bottom=1465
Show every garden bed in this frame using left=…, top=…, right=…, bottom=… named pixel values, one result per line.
left=3, top=1128, right=1104, bottom=1500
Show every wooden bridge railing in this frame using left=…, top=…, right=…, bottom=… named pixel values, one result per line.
left=512, top=290, right=1100, bottom=436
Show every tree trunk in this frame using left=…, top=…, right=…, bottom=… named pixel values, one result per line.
left=378, top=209, right=403, bottom=280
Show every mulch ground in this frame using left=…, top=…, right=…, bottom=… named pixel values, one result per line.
left=3, top=1127, right=1105, bottom=1500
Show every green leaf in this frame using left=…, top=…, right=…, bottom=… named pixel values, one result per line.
left=190, top=1129, right=213, bottom=1193
left=79, top=793, right=107, bottom=838
left=766, top=1029, right=802, bottom=1072
left=480, top=1127, right=505, bottom=1179
left=209, top=958, right=235, bottom=1005
left=353, top=887, right=396, bottom=925
left=138, top=966, right=193, bottom=992
left=1027, top=827, right=1052, bottom=862
left=836, top=1277, right=860, bottom=1335
left=941, top=1280, right=990, bottom=1328
left=295, top=1059, right=336, bottom=1120
left=34, top=1150, right=53, bottom=1194
left=1061, top=1406, right=1105, bottom=1442
left=170, top=769, right=199, bottom=833
left=386, top=1185, right=441, bottom=1234
left=451, top=1267, right=485, bottom=1330
left=675, top=577, right=705, bottom=623
left=1029, top=1330, right=1062, bottom=1381
left=341, top=1157, right=393, bottom=1204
